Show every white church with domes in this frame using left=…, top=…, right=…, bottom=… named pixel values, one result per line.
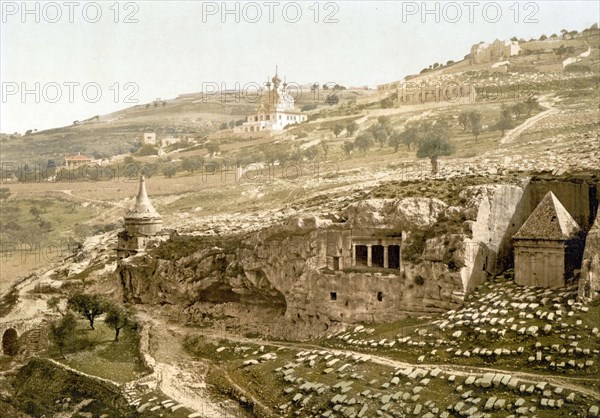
left=236, top=67, right=307, bottom=134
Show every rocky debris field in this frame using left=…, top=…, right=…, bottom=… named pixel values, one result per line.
left=173, top=276, right=600, bottom=418
left=327, top=278, right=599, bottom=378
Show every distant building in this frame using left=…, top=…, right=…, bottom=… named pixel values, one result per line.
left=64, top=152, right=93, bottom=169
left=237, top=67, right=307, bottom=134
left=142, top=132, right=157, bottom=145
left=161, top=136, right=181, bottom=147
left=513, top=191, right=583, bottom=288
left=470, top=39, right=521, bottom=64
left=117, top=176, right=171, bottom=259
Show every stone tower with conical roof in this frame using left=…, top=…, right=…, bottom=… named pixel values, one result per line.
left=513, top=191, right=583, bottom=288
left=117, top=176, right=165, bottom=259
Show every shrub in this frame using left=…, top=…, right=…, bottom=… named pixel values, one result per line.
left=564, top=63, right=592, bottom=73
left=414, top=275, right=425, bottom=286
left=136, top=144, right=158, bottom=156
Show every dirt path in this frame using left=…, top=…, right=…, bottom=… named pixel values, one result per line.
left=190, top=327, right=600, bottom=400
left=500, top=95, right=559, bottom=145
left=59, top=190, right=126, bottom=208
left=137, top=312, right=246, bottom=417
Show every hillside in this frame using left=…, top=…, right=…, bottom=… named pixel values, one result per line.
left=2, top=27, right=598, bottom=171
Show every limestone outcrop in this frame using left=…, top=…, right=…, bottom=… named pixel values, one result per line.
left=342, top=198, right=447, bottom=229
left=579, top=209, right=600, bottom=300
left=117, top=197, right=473, bottom=326
left=459, top=183, right=527, bottom=291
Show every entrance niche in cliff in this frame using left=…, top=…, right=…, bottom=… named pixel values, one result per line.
left=355, top=245, right=368, bottom=266
left=2, top=328, right=18, bottom=356
left=372, top=245, right=384, bottom=267
left=389, top=245, right=400, bottom=269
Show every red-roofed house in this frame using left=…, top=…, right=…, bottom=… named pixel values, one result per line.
left=64, top=152, right=93, bottom=169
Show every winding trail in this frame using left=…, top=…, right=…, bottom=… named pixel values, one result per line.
left=59, top=189, right=126, bottom=208
left=188, top=326, right=600, bottom=401
left=136, top=312, right=247, bottom=417
left=500, top=95, right=559, bottom=145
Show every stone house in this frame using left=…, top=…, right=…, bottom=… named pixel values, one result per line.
left=142, top=132, right=157, bottom=145
left=513, top=191, right=583, bottom=288
left=64, top=152, right=93, bottom=169
left=470, top=39, right=521, bottom=64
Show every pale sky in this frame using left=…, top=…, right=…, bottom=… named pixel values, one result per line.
left=1, top=0, right=598, bottom=134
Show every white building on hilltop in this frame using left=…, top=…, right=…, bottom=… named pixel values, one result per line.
left=470, top=39, right=521, bottom=64
left=237, top=67, right=307, bottom=134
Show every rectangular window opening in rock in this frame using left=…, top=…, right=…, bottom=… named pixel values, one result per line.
left=355, top=245, right=368, bottom=266
left=332, top=256, right=340, bottom=270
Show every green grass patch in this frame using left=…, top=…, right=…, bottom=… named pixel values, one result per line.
left=46, top=320, right=149, bottom=383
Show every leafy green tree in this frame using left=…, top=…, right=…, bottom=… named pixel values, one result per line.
left=325, top=94, right=339, bottom=106
left=182, top=156, right=202, bottom=174
left=49, top=311, right=77, bottom=358
left=400, top=123, right=420, bottom=151
left=372, top=125, right=389, bottom=149
left=206, top=143, right=220, bottom=156
left=161, top=164, right=177, bottom=178
left=104, top=303, right=130, bottom=342
left=29, top=206, right=43, bottom=220
left=496, top=106, right=514, bottom=135
left=332, top=124, right=344, bottom=138
left=68, top=293, right=107, bottom=330
left=458, top=111, right=471, bottom=131
left=387, top=130, right=403, bottom=152
left=136, top=144, right=158, bottom=156
left=469, top=111, right=483, bottom=140
left=47, top=296, right=65, bottom=316
left=416, top=129, right=454, bottom=174
left=524, top=97, right=540, bottom=115
left=304, top=146, right=321, bottom=161
left=511, top=102, right=528, bottom=119
left=342, top=141, right=354, bottom=156
left=141, top=162, right=158, bottom=178
left=354, top=132, right=374, bottom=156
left=346, top=121, right=358, bottom=137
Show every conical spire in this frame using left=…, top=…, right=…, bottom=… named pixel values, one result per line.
left=514, top=192, right=580, bottom=240
left=125, top=176, right=161, bottom=220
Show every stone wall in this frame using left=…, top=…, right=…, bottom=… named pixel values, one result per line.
left=514, top=240, right=567, bottom=288
left=579, top=210, right=600, bottom=300
left=461, top=184, right=528, bottom=291
left=527, top=178, right=598, bottom=231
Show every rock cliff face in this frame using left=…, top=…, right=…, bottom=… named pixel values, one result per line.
left=118, top=183, right=564, bottom=326
left=342, top=197, right=447, bottom=228
left=578, top=209, right=600, bottom=300
left=460, top=183, right=528, bottom=292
